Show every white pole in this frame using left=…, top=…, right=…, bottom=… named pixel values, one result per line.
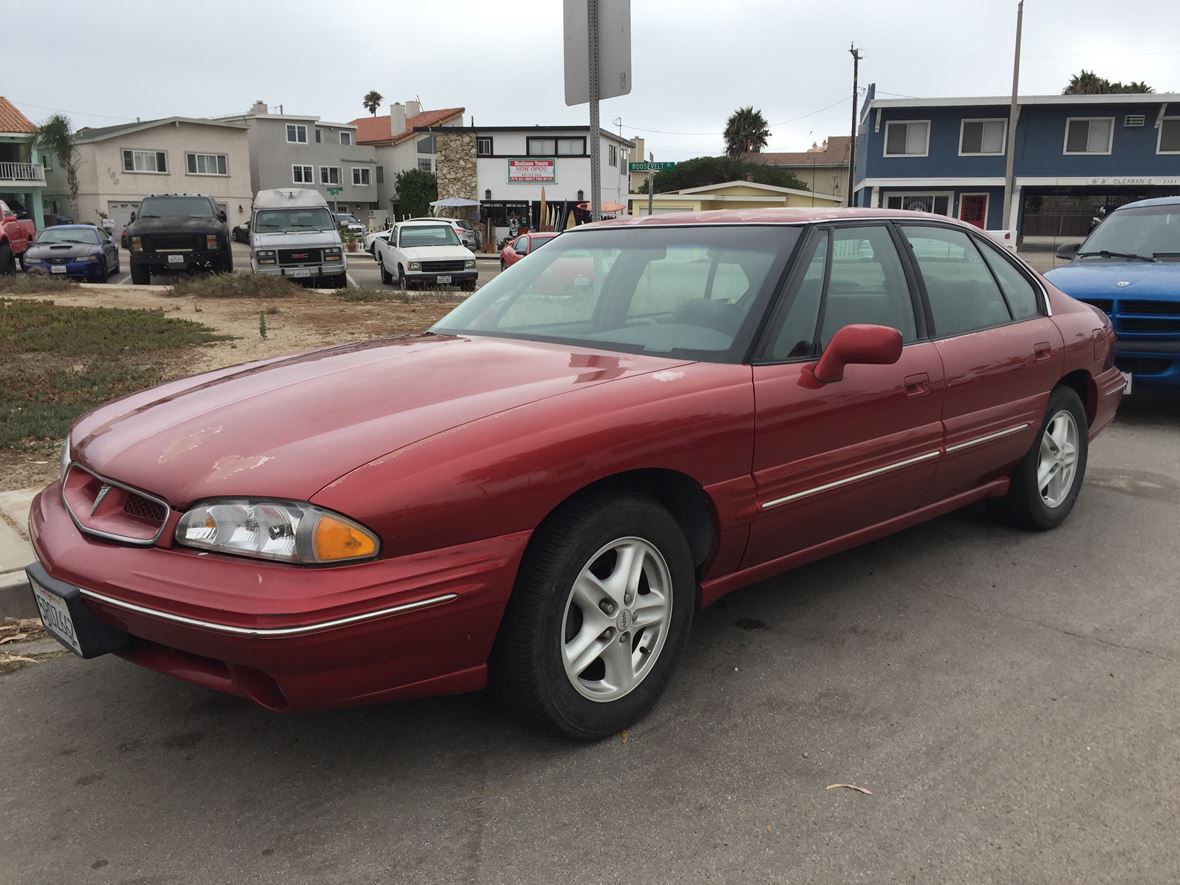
left=588, top=0, right=602, bottom=221
left=1002, top=1, right=1024, bottom=231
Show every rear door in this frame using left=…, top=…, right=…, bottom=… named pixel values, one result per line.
left=744, top=223, right=945, bottom=568
left=896, top=223, right=1063, bottom=503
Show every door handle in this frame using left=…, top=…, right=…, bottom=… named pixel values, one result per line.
left=904, top=373, right=931, bottom=397
left=1034, top=341, right=1052, bottom=360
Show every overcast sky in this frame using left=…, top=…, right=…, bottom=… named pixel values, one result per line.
left=6, top=0, right=1178, bottom=159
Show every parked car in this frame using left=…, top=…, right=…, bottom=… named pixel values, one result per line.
left=375, top=220, right=477, bottom=290
left=363, top=228, right=391, bottom=257
left=1046, top=196, right=1180, bottom=388
left=124, top=193, right=232, bottom=284
left=26, top=208, right=1123, bottom=740
left=335, top=213, right=366, bottom=238
left=231, top=221, right=251, bottom=244
left=0, top=197, right=37, bottom=273
left=22, top=224, right=120, bottom=282
left=251, top=189, right=346, bottom=288
left=408, top=216, right=480, bottom=250
left=500, top=231, right=561, bottom=269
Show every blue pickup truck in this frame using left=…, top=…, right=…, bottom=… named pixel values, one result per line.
left=1045, top=196, right=1180, bottom=389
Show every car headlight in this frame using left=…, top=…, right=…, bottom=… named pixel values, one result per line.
left=408, top=261, right=421, bottom=271
left=76, top=255, right=98, bottom=263
left=131, top=236, right=142, bottom=252
left=254, top=249, right=276, bottom=265
left=60, top=436, right=71, bottom=480
left=324, top=246, right=342, bottom=262
left=206, top=235, right=219, bottom=250
left=176, top=500, right=379, bottom=564
left=464, top=260, right=476, bottom=269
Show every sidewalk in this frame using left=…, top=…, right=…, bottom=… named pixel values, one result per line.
left=0, top=489, right=37, bottom=618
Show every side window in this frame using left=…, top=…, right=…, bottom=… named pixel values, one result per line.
left=977, top=242, right=1041, bottom=320
left=819, top=226, right=917, bottom=347
left=766, top=230, right=827, bottom=360
left=514, top=237, right=529, bottom=254
left=901, top=226, right=1013, bottom=336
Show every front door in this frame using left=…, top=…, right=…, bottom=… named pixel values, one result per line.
left=959, top=194, right=988, bottom=229
left=745, top=223, right=945, bottom=568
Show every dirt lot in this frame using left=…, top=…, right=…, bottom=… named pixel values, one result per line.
left=0, top=285, right=457, bottom=490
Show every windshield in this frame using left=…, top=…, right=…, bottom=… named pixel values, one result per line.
left=37, top=227, right=99, bottom=245
left=433, top=225, right=799, bottom=361
left=400, top=225, right=461, bottom=247
left=1079, top=205, right=1180, bottom=260
left=254, top=208, right=337, bottom=233
left=138, top=196, right=215, bottom=218
left=336, top=214, right=360, bottom=224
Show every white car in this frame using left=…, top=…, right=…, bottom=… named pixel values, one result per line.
left=335, top=213, right=366, bottom=237
left=374, top=220, right=477, bottom=290
left=363, top=229, right=391, bottom=257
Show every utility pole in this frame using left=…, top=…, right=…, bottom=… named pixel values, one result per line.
left=587, top=0, right=602, bottom=221
left=847, top=44, right=862, bottom=207
left=647, top=150, right=654, bottom=216
left=1001, top=1, right=1024, bottom=233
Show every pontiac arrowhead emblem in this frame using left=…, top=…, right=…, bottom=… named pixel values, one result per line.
left=91, top=484, right=111, bottom=515
left=1117, top=281, right=1131, bottom=287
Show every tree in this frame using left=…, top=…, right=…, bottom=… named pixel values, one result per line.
left=641, top=155, right=806, bottom=194
left=723, top=106, right=771, bottom=157
left=362, top=90, right=384, bottom=116
left=395, top=168, right=437, bottom=219
left=1063, top=70, right=1153, bottom=95
left=36, top=114, right=80, bottom=212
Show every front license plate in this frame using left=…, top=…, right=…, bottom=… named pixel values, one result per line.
left=436, top=275, right=452, bottom=284
left=1121, top=371, right=1133, bottom=395
left=288, top=268, right=313, bottom=278
left=167, top=254, right=186, bottom=265
left=30, top=578, right=83, bottom=655
left=50, top=266, right=67, bottom=274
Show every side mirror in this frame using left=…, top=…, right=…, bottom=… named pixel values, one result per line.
left=129, top=212, right=136, bottom=222
left=813, top=324, right=903, bottom=383
left=1055, top=242, right=1080, bottom=260
left=218, top=210, right=228, bottom=222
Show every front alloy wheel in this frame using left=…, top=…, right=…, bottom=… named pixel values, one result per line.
left=1037, top=410, right=1080, bottom=508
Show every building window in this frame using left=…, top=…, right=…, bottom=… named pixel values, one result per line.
left=959, top=119, right=1006, bottom=156
left=352, top=167, right=371, bottom=186
left=1158, top=118, right=1180, bottom=154
left=527, top=136, right=586, bottom=157
left=1064, top=118, right=1114, bottom=155
left=417, top=157, right=433, bottom=173
left=315, top=128, right=322, bottom=144
left=884, top=193, right=952, bottom=215
left=608, top=144, right=618, bottom=166
left=417, top=135, right=437, bottom=154
left=476, top=136, right=493, bottom=157
left=41, top=154, right=52, bottom=171
left=376, top=166, right=384, bottom=184
left=122, top=149, right=168, bottom=173
left=319, top=166, right=341, bottom=185
left=186, top=153, right=228, bottom=176
left=287, top=123, right=308, bottom=144
left=292, top=164, right=313, bottom=184
left=883, top=121, right=929, bottom=157
left=341, top=131, right=353, bottom=146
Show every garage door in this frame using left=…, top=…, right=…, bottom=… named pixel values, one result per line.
left=107, top=201, right=140, bottom=240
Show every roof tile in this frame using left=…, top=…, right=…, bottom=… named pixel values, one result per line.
left=0, top=97, right=37, bottom=134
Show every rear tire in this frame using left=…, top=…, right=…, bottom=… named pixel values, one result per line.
left=994, top=385, right=1088, bottom=531
left=130, top=263, right=151, bottom=285
left=490, top=492, right=695, bottom=740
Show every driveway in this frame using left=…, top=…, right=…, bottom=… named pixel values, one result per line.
left=1, top=392, right=1177, bottom=883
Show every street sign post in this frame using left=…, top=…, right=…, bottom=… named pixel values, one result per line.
left=326, top=186, right=343, bottom=195
left=564, top=0, right=631, bottom=221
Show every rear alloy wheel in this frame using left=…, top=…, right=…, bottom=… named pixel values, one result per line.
left=994, top=385, right=1088, bottom=530
left=491, top=492, right=695, bottom=740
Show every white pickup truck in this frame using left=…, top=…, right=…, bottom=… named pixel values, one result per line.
left=375, top=220, right=477, bottom=291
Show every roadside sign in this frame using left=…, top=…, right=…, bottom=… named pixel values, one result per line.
left=326, top=186, right=343, bottom=195
left=628, top=161, right=674, bottom=172
left=563, top=0, right=632, bottom=106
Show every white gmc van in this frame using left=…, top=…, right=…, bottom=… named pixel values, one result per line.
left=250, top=189, right=346, bottom=287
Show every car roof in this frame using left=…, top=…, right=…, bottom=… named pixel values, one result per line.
left=46, top=223, right=99, bottom=230
left=1115, top=196, right=1180, bottom=211
left=580, top=206, right=964, bottom=230
left=529, top=232, right=561, bottom=239
left=399, top=219, right=456, bottom=227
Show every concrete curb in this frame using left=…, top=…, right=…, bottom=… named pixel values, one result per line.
left=0, top=570, right=35, bottom=619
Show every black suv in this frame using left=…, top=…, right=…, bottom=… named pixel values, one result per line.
left=125, top=193, right=232, bottom=284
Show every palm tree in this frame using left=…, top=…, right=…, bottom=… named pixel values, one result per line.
left=1063, top=69, right=1108, bottom=95
left=724, top=106, right=771, bottom=157
left=362, top=90, right=384, bottom=116
left=35, top=114, right=79, bottom=211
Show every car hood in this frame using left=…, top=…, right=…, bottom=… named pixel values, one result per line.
left=1044, top=261, right=1180, bottom=299
left=28, top=242, right=101, bottom=260
left=70, top=335, right=689, bottom=506
left=400, top=245, right=475, bottom=262
left=252, top=230, right=342, bottom=249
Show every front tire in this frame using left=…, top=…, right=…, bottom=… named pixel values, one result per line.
left=397, top=266, right=408, bottom=290
left=130, top=263, right=150, bottom=285
left=380, top=257, right=393, bottom=285
left=0, top=243, right=13, bottom=275
left=995, top=385, right=1088, bottom=531
left=490, top=492, right=695, bottom=740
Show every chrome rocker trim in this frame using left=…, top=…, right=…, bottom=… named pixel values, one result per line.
left=944, top=423, right=1031, bottom=454
left=761, top=450, right=942, bottom=511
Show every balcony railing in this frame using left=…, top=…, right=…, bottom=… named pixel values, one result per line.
left=0, top=161, right=46, bottom=184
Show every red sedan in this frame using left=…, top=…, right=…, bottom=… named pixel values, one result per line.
left=500, top=231, right=561, bottom=269
left=27, top=209, right=1123, bottom=739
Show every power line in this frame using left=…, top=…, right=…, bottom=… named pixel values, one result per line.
left=8, top=98, right=135, bottom=123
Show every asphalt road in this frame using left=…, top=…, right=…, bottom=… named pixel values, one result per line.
left=110, top=242, right=503, bottom=290
left=2, top=393, right=1179, bottom=884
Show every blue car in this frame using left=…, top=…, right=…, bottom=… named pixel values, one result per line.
left=1045, top=196, right=1180, bottom=389
left=24, top=223, right=120, bottom=283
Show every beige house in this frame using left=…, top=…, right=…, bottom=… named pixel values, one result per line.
left=44, top=117, right=253, bottom=237
left=628, top=180, right=843, bottom=216
left=744, top=135, right=851, bottom=203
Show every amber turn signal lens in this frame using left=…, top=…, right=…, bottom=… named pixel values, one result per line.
left=313, top=515, right=377, bottom=561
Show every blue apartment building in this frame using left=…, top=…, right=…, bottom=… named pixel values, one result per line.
left=853, top=85, right=1180, bottom=239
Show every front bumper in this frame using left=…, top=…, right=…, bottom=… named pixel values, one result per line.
left=27, top=483, right=529, bottom=711
left=131, top=250, right=223, bottom=273
left=26, top=259, right=105, bottom=280
left=407, top=270, right=477, bottom=286
left=252, top=262, right=347, bottom=280
left=1114, top=340, right=1180, bottom=388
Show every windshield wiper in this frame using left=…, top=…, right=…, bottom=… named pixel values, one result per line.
left=1077, top=249, right=1155, bottom=262
left=139, top=214, right=160, bottom=218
